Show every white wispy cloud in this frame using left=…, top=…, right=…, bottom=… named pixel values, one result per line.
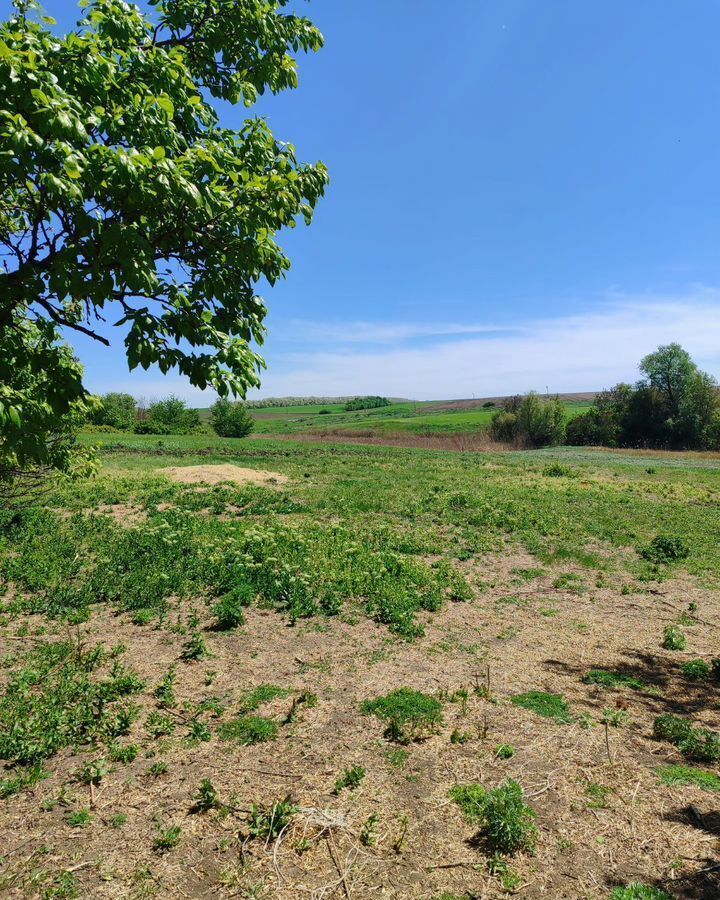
left=85, top=288, right=720, bottom=402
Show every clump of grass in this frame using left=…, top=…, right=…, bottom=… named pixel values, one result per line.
left=450, top=727, right=471, bottom=744
left=109, top=742, right=139, bottom=764
left=654, top=714, right=720, bottom=763
left=656, top=764, right=720, bottom=792
left=585, top=781, right=613, bottom=809
left=681, top=659, right=710, bottom=680
left=248, top=796, right=298, bottom=841
left=662, top=625, right=686, bottom=651
left=361, top=688, right=443, bottom=743
left=542, top=463, right=574, bottom=478
left=510, top=691, right=572, bottom=724
left=110, top=813, right=128, bottom=828
left=582, top=669, right=652, bottom=693
left=333, top=765, right=366, bottom=795
left=238, top=683, right=290, bottom=713
left=0, top=762, right=47, bottom=798
left=450, top=779, right=537, bottom=854
left=640, top=534, right=690, bottom=564
left=610, top=885, right=673, bottom=900
left=218, top=715, right=278, bottom=745
left=495, top=744, right=515, bottom=760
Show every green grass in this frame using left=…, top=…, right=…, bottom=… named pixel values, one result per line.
left=610, top=886, right=673, bottom=900
left=361, top=688, right=443, bottom=742
left=656, top=764, right=720, bottom=792
left=450, top=779, right=538, bottom=854
left=217, top=716, right=278, bottom=745
left=238, top=684, right=291, bottom=713
left=582, top=669, right=654, bottom=693
left=510, top=691, right=572, bottom=724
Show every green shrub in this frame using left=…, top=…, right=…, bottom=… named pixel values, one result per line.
left=141, top=397, right=201, bottom=435
left=510, top=691, right=572, bottom=724
left=211, top=588, right=250, bottom=629
left=654, top=714, right=720, bottom=763
left=361, top=688, right=443, bottom=743
left=656, top=764, right=720, bottom=792
left=662, top=625, right=686, bottom=651
left=218, top=715, right=278, bottom=745
left=610, top=885, right=672, bottom=900
left=641, top=534, right=690, bottom=564
left=209, top=399, right=254, bottom=438
left=88, top=392, right=137, bottom=431
left=450, top=779, right=537, bottom=854
left=681, top=659, right=710, bottom=680
left=495, top=744, right=515, bottom=760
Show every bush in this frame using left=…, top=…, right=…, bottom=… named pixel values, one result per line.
left=661, top=625, right=686, bottom=651
left=450, top=779, right=537, bottom=854
left=654, top=714, right=720, bottom=763
left=641, top=534, right=690, bottom=564
left=490, top=393, right=565, bottom=448
left=139, top=397, right=201, bottom=435
left=89, top=393, right=137, bottom=430
left=210, top=398, right=254, bottom=438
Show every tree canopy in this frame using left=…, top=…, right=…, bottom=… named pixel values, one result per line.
left=0, top=0, right=328, bottom=471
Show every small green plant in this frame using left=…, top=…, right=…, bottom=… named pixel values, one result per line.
left=186, top=718, right=211, bottom=744
left=146, top=710, right=175, bottom=738
left=543, top=463, right=574, bottom=478
left=510, top=691, right=572, bottom=724
left=109, top=742, right=139, bottom=764
left=610, top=885, right=673, bottom=900
left=656, top=764, right=720, bottom=792
left=450, top=727, right=471, bottom=744
left=181, top=630, right=210, bottom=661
left=147, top=761, right=169, bottom=776
left=218, top=715, right=278, bottom=745
left=681, top=659, right=710, bottom=680
left=110, top=813, right=128, bottom=828
left=640, top=534, right=690, bottom=564
left=211, top=588, right=251, bottom=630
left=495, top=744, right=515, bottom=760
left=40, top=871, right=79, bottom=900
left=585, top=781, right=613, bottom=809
left=450, top=779, right=537, bottom=854
left=248, top=796, right=298, bottom=841
left=192, top=778, right=222, bottom=813
left=654, top=714, right=720, bottom=763
left=360, top=812, right=380, bottom=846
left=153, top=824, right=182, bottom=852
left=662, top=625, right=686, bottom=651
left=487, top=853, right=522, bottom=890
left=333, top=765, right=366, bottom=795
left=385, top=748, right=409, bottom=768
left=66, top=808, right=92, bottom=828
left=601, top=708, right=630, bottom=728
left=153, top=669, right=177, bottom=708
left=0, top=762, right=47, bottom=798
left=361, top=688, right=443, bottom=743
left=77, top=757, right=108, bottom=786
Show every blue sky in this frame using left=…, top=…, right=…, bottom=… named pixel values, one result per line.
left=14, top=0, right=720, bottom=401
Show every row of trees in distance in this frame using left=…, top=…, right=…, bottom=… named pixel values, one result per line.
left=492, top=344, right=720, bottom=450
left=89, top=394, right=253, bottom=438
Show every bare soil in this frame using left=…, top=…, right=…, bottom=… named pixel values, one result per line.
left=159, top=464, right=289, bottom=486
left=2, top=550, right=718, bottom=899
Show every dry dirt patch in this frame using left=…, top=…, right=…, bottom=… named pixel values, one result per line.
left=159, top=463, right=288, bottom=486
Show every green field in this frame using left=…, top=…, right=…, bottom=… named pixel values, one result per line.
left=204, top=399, right=594, bottom=436
left=1, top=435, right=719, bottom=898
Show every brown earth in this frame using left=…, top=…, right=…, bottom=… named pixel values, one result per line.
left=159, top=464, right=289, bottom=486
left=1, top=549, right=719, bottom=899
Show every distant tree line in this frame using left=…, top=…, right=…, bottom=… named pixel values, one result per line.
left=245, top=396, right=358, bottom=409
left=490, top=344, right=720, bottom=450
left=343, top=396, right=391, bottom=412
left=89, top=394, right=254, bottom=438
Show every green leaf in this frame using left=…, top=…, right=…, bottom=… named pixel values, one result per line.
left=152, top=146, right=166, bottom=160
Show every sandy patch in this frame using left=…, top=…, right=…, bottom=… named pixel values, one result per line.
left=159, top=463, right=288, bottom=486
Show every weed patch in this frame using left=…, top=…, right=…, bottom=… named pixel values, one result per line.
left=362, top=688, right=443, bottom=743
left=450, top=779, right=537, bottom=854
left=510, top=691, right=572, bottom=724
left=656, top=764, right=720, bottom=792
left=218, top=716, right=278, bottom=745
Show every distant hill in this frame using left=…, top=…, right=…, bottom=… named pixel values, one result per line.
left=424, top=392, right=597, bottom=412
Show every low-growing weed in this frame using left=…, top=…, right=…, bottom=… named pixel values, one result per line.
left=640, top=534, right=690, bottom=564
left=662, top=625, right=686, bottom=651
left=361, top=688, right=443, bottom=743
left=333, top=765, right=366, bottom=794
left=582, top=670, right=652, bottom=693
left=610, top=885, right=672, bottom=900
left=153, top=824, right=181, bottom=852
left=656, top=764, right=720, bottom=792
left=510, top=691, right=572, bottom=724
left=248, top=796, right=298, bottom=841
left=192, top=779, right=222, bottom=813
left=153, top=669, right=177, bottom=708
left=66, top=808, right=92, bottom=828
left=450, top=779, right=537, bottom=854
left=238, top=684, right=290, bottom=714
left=654, top=714, right=720, bottom=763
left=495, top=744, right=515, bottom=760
left=681, top=659, right=710, bottom=680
